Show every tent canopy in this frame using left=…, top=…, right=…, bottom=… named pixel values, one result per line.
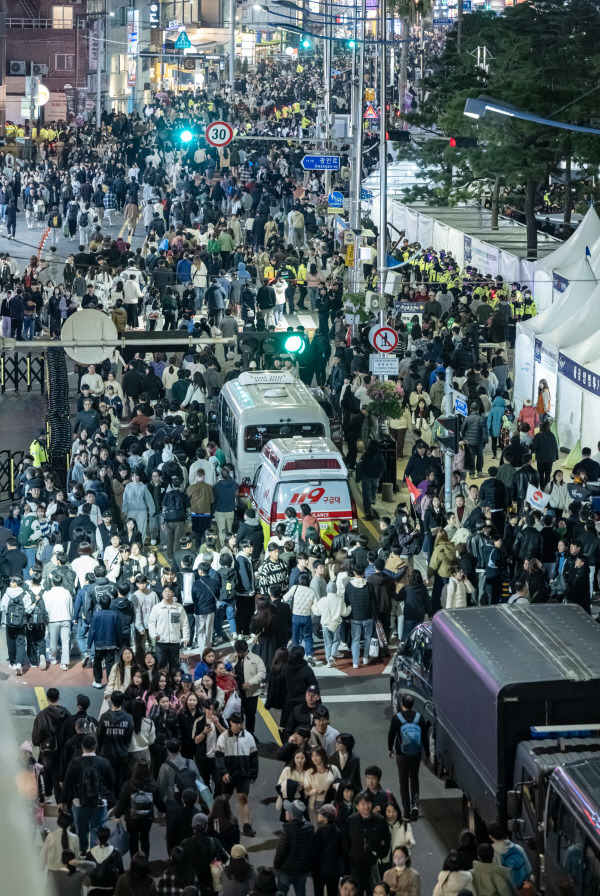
left=535, top=206, right=600, bottom=277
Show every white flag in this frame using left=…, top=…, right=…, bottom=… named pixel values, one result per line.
left=526, top=483, right=550, bottom=511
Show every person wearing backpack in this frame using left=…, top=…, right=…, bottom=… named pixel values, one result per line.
left=26, top=568, right=49, bottom=668
left=32, top=686, right=71, bottom=800
left=387, top=694, right=423, bottom=822
left=47, top=205, right=63, bottom=248
left=59, top=733, right=116, bottom=855
left=161, top=477, right=191, bottom=558
left=488, top=822, right=532, bottom=890
left=157, top=737, right=202, bottom=826
left=85, top=824, right=124, bottom=896
left=1, top=573, right=31, bottom=675
left=111, top=759, right=165, bottom=857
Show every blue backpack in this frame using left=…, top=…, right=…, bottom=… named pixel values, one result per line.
left=501, top=844, right=530, bottom=888
left=397, top=712, right=422, bottom=756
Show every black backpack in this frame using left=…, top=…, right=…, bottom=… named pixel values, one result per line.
left=27, top=596, right=49, bottom=629
left=89, top=848, right=122, bottom=888
left=78, top=759, right=103, bottom=807
left=167, top=759, right=198, bottom=802
left=130, top=789, right=155, bottom=818
left=6, top=593, right=25, bottom=627
left=163, top=489, right=186, bottom=522
left=79, top=211, right=89, bottom=227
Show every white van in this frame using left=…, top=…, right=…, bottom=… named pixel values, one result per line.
left=218, top=371, right=331, bottom=483
left=250, top=437, right=357, bottom=550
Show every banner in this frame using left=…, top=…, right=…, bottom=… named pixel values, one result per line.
left=534, top=338, right=557, bottom=370
left=558, top=352, right=600, bottom=398
left=552, top=272, right=569, bottom=294
left=526, top=484, right=550, bottom=511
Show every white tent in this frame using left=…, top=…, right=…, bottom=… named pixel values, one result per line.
left=513, top=255, right=598, bottom=409
left=555, top=331, right=600, bottom=449
left=580, top=352, right=600, bottom=451
left=533, top=206, right=600, bottom=310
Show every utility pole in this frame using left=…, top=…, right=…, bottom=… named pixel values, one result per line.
left=27, top=68, right=38, bottom=162
left=350, top=0, right=366, bottom=292
left=229, top=0, right=236, bottom=87
left=323, top=0, right=332, bottom=196
left=378, top=0, right=387, bottom=301
left=443, top=366, right=454, bottom=510
left=96, top=16, right=104, bottom=130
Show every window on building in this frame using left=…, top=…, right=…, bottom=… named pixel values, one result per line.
left=55, top=54, right=75, bottom=71
left=52, top=6, right=74, bottom=28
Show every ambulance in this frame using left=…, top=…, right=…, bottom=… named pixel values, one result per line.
left=218, top=371, right=331, bottom=483
left=250, top=437, right=358, bottom=549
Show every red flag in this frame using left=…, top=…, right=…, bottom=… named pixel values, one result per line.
left=406, top=476, right=420, bottom=505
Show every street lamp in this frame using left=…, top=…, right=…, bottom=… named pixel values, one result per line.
left=463, top=94, right=600, bottom=137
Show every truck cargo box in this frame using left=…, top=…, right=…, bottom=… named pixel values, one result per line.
left=432, top=605, right=600, bottom=824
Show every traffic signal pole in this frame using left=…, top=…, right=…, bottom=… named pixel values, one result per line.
left=350, top=0, right=366, bottom=292
left=377, top=0, right=387, bottom=301
left=444, top=366, right=454, bottom=510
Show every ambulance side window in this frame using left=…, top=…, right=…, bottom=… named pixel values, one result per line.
left=252, top=464, right=263, bottom=490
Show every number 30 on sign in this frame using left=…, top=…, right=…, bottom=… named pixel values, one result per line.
left=205, top=121, right=234, bottom=147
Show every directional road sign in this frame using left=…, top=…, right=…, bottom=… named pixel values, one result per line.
left=454, top=390, right=468, bottom=417
left=205, top=120, right=233, bottom=147
left=301, top=155, right=340, bottom=170
left=174, top=30, right=192, bottom=49
left=328, top=191, right=344, bottom=208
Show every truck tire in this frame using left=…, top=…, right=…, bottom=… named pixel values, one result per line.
left=427, top=724, right=442, bottom=777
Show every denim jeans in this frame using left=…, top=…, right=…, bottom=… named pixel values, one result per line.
left=322, top=625, right=341, bottom=662
left=194, top=286, right=205, bottom=309
left=308, top=286, right=318, bottom=310
left=278, top=872, right=308, bottom=896
left=274, top=305, right=284, bottom=325
left=23, top=546, right=37, bottom=579
left=361, top=476, right=379, bottom=514
left=76, top=618, right=92, bottom=658
left=215, top=602, right=236, bottom=637
left=292, top=613, right=314, bottom=657
left=350, top=618, right=374, bottom=665
left=73, top=803, right=107, bottom=853
left=23, top=317, right=35, bottom=340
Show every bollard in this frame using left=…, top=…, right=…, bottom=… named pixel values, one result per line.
left=382, top=482, right=394, bottom=504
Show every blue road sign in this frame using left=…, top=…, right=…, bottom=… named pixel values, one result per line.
left=301, top=155, right=341, bottom=170
left=433, top=17, right=452, bottom=24
left=328, top=191, right=344, bottom=207
left=454, top=391, right=468, bottom=417
left=462, top=1, right=472, bottom=10
left=174, top=30, right=192, bottom=49
left=361, top=188, right=373, bottom=200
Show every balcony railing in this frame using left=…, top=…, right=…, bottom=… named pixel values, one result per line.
left=6, top=17, right=75, bottom=27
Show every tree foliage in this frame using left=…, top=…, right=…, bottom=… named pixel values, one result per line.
left=399, top=0, right=600, bottom=253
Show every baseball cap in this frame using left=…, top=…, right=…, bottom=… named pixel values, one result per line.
left=306, top=685, right=320, bottom=695
left=231, top=845, right=248, bottom=859
left=192, top=813, right=208, bottom=830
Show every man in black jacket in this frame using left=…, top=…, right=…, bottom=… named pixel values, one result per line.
left=96, top=690, right=133, bottom=797
left=514, top=454, right=540, bottom=514
left=58, top=733, right=115, bottom=854
left=274, top=799, right=315, bottom=896
left=478, top=466, right=509, bottom=534
left=181, top=813, right=228, bottom=891
left=512, top=514, right=543, bottom=562
left=387, top=693, right=424, bottom=821
left=32, top=686, right=71, bottom=799
left=342, top=791, right=391, bottom=895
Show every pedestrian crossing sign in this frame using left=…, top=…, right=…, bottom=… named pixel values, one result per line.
left=174, top=30, right=192, bottom=49
left=364, top=103, right=379, bottom=119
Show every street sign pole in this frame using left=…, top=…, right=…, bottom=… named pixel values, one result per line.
left=350, top=0, right=366, bottom=294
left=229, top=0, right=235, bottom=87
left=444, top=366, right=454, bottom=510
left=378, top=0, right=387, bottom=308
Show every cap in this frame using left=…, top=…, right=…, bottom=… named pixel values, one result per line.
left=53, top=544, right=65, bottom=554
left=283, top=799, right=305, bottom=820
left=245, top=508, right=256, bottom=519
left=192, top=813, right=208, bottom=830
left=181, top=673, right=192, bottom=684
left=524, top=398, right=532, bottom=406
left=249, top=361, right=258, bottom=369
left=317, top=804, right=336, bottom=821
left=306, top=684, right=320, bottom=695
left=231, top=845, right=248, bottom=859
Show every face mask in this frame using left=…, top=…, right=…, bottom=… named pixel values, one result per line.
left=401, top=516, right=407, bottom=524
left=394, top=856, right=407, bottom=868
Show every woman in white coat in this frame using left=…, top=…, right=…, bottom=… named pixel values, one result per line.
left=432, top=851, right=475, bottom=896
left=311, top=581, right=352, bottom=667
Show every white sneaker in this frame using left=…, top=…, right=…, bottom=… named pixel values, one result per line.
left=50, top=658, right=57, bottom=665
left=8, top=663, right=16, bottom=670
left=92, top=681, right=104, bottom=689
left=362, top=657, right=371, bottom=665
left=16, top=663, right=22, bottom=675
left=60, top=664, right=68, bottom=671
left=39, top=656, right=47, bottom=670
left=353, top=663, right=359, bottom=669
left=327, top=658, right=336, bottom=668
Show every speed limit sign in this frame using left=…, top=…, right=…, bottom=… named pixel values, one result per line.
left=205, top=120, right=234, bottom=147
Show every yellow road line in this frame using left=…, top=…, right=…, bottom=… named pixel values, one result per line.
left=35, top=687, right=48, bottom=710
left=258, top=698, right=282, bottom=745
left=118, top=218, right=128, bottom=239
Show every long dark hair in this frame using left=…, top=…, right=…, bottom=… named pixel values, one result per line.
left=116, top=646, right=139, bottom=686
left=131, top=697, right=147, bottom=735
left=129, top=760, right=153, bottom=790
left=209, top=794, right=236, bottom=833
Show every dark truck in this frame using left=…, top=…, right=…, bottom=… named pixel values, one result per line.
left=390, top=604, right=600, bottom=895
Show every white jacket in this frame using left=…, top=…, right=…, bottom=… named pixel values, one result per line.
left=312, top=592, right=352, bottom=632
left=283, top=584, right=318, bottom=616
left=433, top=870, right=475, bottom=896
left=445, top=577, right=475, bottom=609
left=43, top=586, right=73, bottom=622
left=148, top=600, right=190, bottom=644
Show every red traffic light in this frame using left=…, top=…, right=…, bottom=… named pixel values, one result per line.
left=449, top=137, right=457, bottom=147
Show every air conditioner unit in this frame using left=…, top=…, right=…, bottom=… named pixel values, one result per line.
left=10, top=61, right=26, bottom=76
left=68, top=0, right=83, bottom=5
left=32, top=64, right=48, bottom=76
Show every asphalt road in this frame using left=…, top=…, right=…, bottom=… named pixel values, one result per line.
left=5, top=630, right=464, bottom=894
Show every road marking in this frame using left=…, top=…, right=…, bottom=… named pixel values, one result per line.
left=258, top=698, right=282, bottom=745
left=35, top=687, right=48, bottom=709
left=320, top=693, right=390, bottom=703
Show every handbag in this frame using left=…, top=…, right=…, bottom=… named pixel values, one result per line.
left=368, top=636, right=380, bottom=659
left=108, top=821, right=130, bottom=855
left=223, top=691, right=242, bottom=720
left=210, top=860, right=224, bottom=892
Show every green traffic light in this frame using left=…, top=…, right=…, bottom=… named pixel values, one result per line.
left=284, top=334, right=305, bottom=353
left=180, top=129, right=193, bottom=143
left=348, top=39, right=356, bottom=48
left=301, top=37, right=311, bottom=48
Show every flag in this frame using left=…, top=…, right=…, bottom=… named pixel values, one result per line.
left=587, top=245, right=592, bottom=258
left=525, top=483, right=550, bottom=511
left=406, top=477, right=420, bottom=505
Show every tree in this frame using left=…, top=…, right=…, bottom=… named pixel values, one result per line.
left=401, top=0, right=600, bottom=257
left=388, top=0, right=434, bottom=125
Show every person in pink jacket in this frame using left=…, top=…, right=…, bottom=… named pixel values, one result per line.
left=518, top=399, right=539, bottom=433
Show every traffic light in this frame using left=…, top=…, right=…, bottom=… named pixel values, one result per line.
left=387, top=129, right=410, bottom=143
left=449, top=136, right=478, bottom=148
left=180, top=129, right=194, bottom=144
left=436, top=415, right=460, bottom=454
left=301, top=36, right=311, bottom=48
left=283, top=331, right=308, bottom=354
left=347, top=38, right=356, bottom=48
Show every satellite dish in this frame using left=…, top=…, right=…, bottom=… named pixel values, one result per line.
left=60, top=310, right=118, bottom=365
